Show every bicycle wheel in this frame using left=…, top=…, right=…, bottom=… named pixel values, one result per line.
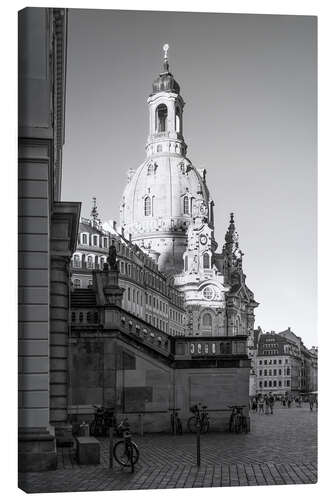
left=176, top=418, right=183, bottom=435
left=201, top=418, right=210, bottom=434
left=113, top=440, right=139, bottom=467
left=187, top=416, right=198, bottom=433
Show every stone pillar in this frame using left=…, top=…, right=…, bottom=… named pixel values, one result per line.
left=50, top=202, right=81, bottom=442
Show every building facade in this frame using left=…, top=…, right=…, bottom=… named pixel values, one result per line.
left=18, top=8, right=80, bottom=471
left=255, top=329, right=318, bottom=396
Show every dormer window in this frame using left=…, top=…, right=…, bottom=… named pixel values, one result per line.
left=203, top=253, right=210, bottom=269
left=147, top=163, right=153, bottom=175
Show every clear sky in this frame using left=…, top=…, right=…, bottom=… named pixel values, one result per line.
left=61, top=9, right=317, bottom=348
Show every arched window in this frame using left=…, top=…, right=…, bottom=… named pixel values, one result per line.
left=81, top=233, right=88, bottom=245
left=73, top=279, right=81, bottom=289
left=184, top=255, right=188, bottom=272
left=156, top=104, right=168, bottom=132
left=100, top=257, right=105, bottom=269
left=147, top=163, right=153, bottom=175
left=203, top=253, right=210, bottom=269
left=202, top=313, right=212, bottom=327
left=183, top=196, right=189, bottom=215
left=73, top=254, right=81, bottom=268
left=144, top=196, right=152, bottom=216
left=175, top=107, right=181, bottom=133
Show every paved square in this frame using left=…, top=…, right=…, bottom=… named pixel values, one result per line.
left=18, top=406, right=317, bottom=492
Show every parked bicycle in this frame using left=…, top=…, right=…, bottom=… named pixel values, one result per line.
left=113, top=417, right=139, bottom=471
left=187, top=403, right=210, bottom=433
left=90, top=406, right=117, bottom=437
left=228, top=405, right=249, bottom=433
left=169, top=408, right=183, bottom=435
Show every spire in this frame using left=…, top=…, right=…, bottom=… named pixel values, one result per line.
left=225, top=212, right=239, bottom=245
left=151, top=43, right=180, bottom=95
left=90, top=197, right=101, bottom=225
left=162, top=43, right=170, bottom=73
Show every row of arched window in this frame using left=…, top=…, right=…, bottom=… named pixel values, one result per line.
left=143, top=195, right=192, bottom=217
left=184, top=253, right=210, bottom=271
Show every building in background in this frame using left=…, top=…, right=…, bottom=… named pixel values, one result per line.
left=255, top=328, right=318, bottom=396
left=18, top=8, right=81, bottom=471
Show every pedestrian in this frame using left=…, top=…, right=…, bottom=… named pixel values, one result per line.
left=287, top=398, right=291, bottom=409
left=264, top=395, right=270, bottom=415
left=309, top=397, right=314, bottom=411
left=252, top=398, right=258, bottom=413
left=268, top=392, right=275, bottom=414
left=258, top=395, right=264, bottom=415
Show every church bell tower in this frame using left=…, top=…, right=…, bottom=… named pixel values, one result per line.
left=146, top=43, right=187, bottom=159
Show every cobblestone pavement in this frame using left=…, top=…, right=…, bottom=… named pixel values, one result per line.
left=18, top=407, right=317, bottom=492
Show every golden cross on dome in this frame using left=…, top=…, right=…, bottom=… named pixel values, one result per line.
left=163, top=43, right=169, bottom=60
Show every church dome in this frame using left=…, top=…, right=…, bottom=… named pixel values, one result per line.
left=120, top=156, right=212, bottom=273
left=119, top=45, right=214, bottom=274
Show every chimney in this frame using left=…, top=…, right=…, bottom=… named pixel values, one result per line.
left=129, top=233, right=132, bottom=242
left=121, top=227, right=124, bottom=238
left=113, top=220, right=117, bottom=231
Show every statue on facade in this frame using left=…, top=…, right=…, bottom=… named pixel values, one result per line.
left=107, top=242, right=118, bottom=271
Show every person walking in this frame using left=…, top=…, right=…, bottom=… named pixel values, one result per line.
left=258, top=395, right=264, bottom=415
left=268, top=392, right=275, bottom=414
left=264, top=395, right=270, bottom=415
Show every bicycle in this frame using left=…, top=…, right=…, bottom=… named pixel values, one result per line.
left=228, top=405, right=249, bottom=433
left=169, top=408, right=183, bottom=435
left=187, top=403, right=210, bottom=433
left=113, top=417, right=140, bottom=470
left=90, top=406, right=117, bottom=437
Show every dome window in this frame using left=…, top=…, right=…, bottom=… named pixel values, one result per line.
left=144, top=196, right=152, bottom=216
left=183, top=196, right=190, bottom=215
left=156, top=104, right=168, bottom=132
left=147, top=163, right=153, bottom=175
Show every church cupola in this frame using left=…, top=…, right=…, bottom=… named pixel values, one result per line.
left=146, top=44, right=187, bottom=158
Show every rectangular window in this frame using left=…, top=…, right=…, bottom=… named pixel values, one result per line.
left=93, top=235, right=98, bottom=246
left=103, top=237, right=108, bottom=248
left=128, top=288, right=130, bottom=300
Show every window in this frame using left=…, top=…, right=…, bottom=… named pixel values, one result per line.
left=156, top=104, right=168, bottom=132
left=273, top=369, right=277, bottom=376
left=279, top=359, right=282, bottom=364
left=176, top=107, right=181, bottom=133
left=264, top=381, right=267, bottom=387
left=273, top=360, right=277, bottom=364
left=127, top=288, right=130, bottom=300
left=287, top=380, right=290, bottom=387
left=259, top=360, right=262, bottom=365
left=183, top=196, right=190, bottom=215
left=81, top=233, right=88, bottom=245
left=268, top=381, right=272, bottom=387
left=203, top=253, right=210, bottom=269
left=264, top=369, right=267, bottom=376
left=259, top=381, right=262, bottom=388
left=100, top=257, right=105, bottom=269
left=93, top=235, right=98, bottom=246
left=273, top=380, right=277, bottom=387
left=103, top=237, right=108, bottom=248
left=203, top=286, right=214, bottom=300
left=202, top=313, right=212, bottom=327
left=264, top=360, right=267, bottom=365
left=157, top=145, right=162, bottom=152
left=73, top=279, right=81, bottom=289
left=278, top=381, right=282, bottom=387
left=144, top=196, right=152, bottom=216
left=279, top=369, right=282, bottom=376
left=259, top=370, right=262, bottom=376
left=88, top=280, right=93, bottom=288
left=73, top=254, right=81, bottom=268
left=87, top=255, right=94, bottom=269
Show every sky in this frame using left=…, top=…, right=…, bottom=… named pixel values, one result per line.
left=61, top=9, right=317, bottom=348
